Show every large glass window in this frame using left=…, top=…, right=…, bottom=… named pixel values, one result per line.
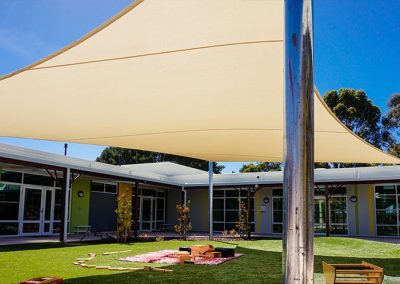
left=213, top=188, right=255, bottom=232
left=0, top=170, right=64, bottom=236
left=272, top=187, right=348, bottom=235
left=131, top=188, right=166, bottom=231
left=375, top=185, right=399, bottom=236
left=0, top=183, right=21, bottom=223
left=314, top=191, right=348, bottom=235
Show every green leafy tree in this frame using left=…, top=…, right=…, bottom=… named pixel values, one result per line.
left=240, top=162, right=281, bottom=173
left=174, top=201, right=192, bottom=240
left=383, top=93, right=400, bottom=136
left=382, top=93, right=400, bottom=158
left=97, top=147, right=224, bottom=173
left=318, top=88, right=396, bottom=168
left=388, top=143, right=400, bottom=158
left=323, top=89, right=392, bottom=149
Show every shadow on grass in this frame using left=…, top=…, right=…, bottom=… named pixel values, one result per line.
left=0, top=241, right=136, bottom=252
left=61, top=245, right=400, bottom=284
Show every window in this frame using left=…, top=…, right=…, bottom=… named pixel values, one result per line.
left=314, top=186, right=348, bottom=235
left=91, top=182, right=117, bottom=194
left=0, top=183, right=20, bottom=221
left=1, top=171, right=22, bottom=183
left=0, top=222, right=19, bottom=235
left=23, top=173, right=54, bottom=187
left=213, top=188, right=255, bottom=232
left=104, top=184, right=117, bottom=194
left=272, top=187, right=348, bottom=235
left=272, top=189, right=283, bottom=233
left=131, top=188, right=166, bottom=231
left=375, top=185, right=399, bottom=236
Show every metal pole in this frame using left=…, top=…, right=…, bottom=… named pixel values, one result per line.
left=208, top=161, right=213, bottom=240
left=64, top=143, right=68, bottom=156
left=283, top=0, right=314, bottom=283
left=247, top=187, right=251, bottom=240
left=325, top=185, right=330, bottom=237
left=63, top=167, right=71, bottom=243
left=134, top=181, right=139, bottom=238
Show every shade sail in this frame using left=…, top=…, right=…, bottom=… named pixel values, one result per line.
left=0, top=0, right=398, bottom=164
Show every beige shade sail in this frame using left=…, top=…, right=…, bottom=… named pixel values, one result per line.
left=0, top=0, right=398, bottom=164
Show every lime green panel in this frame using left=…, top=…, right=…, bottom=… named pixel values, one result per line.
left=70, top=178, right=91, bottom=230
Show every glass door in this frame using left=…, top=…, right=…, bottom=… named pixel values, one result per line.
left=21, top=187, right=54, bottom=235
left=140, top=197, right=153, bottom=232
left=21, top=187, right=43, bottom=235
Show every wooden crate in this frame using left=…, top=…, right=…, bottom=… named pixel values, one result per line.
left=322, top=261, right=384, bottom=284
left=205, top=251, right=222, bottom=258
left=191, top=245, right=214, bottom=255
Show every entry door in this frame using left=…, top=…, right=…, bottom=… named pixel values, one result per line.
left=140, top=197, right=153, bottom=232
left=21, top=187, right=53, bottom=235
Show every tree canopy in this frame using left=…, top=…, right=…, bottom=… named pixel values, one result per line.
left=96, top=147, right=225, bottom=173
left=383, top=93, right=400, bottom=158
left=240, top=162, right=282, bottom=173
left=383, top=93, right=400, bottom=137
left=323, top=88, right=393, bottom=149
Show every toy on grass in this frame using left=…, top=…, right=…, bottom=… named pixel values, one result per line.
left=190, top=245, right=222, bottom=260
left=73, top=251, right=173, bottom=273
left=172, top=251, right=192, bottom=263
left=102, top=250, right=132, bottom=255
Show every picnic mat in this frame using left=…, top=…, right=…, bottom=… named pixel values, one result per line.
left=118, top=250, right=243, bottom=265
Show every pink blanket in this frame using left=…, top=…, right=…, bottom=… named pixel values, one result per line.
left=118, top=250, right=243, bottom=265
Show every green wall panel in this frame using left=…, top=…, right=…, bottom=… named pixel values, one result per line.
left=70, top=178, right=91, bottom=230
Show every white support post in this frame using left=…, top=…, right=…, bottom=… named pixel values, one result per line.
left=283, top=0, right=314, bottom=283
left=182, top=186, right=187, bottom=207
left=63, top=167, right=71, bottom=243
left=208, top=161, right=213, bottom=240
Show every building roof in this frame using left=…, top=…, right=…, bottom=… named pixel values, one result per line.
left=170, top=166, right=400, bottom=187
left=0, top=143, right=399, bottom=188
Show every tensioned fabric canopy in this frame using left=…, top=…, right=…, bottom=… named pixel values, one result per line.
left=0, top=0, right=398, bottom=163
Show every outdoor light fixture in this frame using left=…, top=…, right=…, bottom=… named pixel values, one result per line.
left=77, top=190, right=84, bottom=198
left=263, top=197, right=270, bottom=204
left=350, top=196, right=357, bottom=203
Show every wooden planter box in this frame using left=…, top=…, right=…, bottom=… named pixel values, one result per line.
left=322, top=261, right=383, bottom=284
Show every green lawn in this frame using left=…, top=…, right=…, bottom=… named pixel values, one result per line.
left=1, top=237, right=399, bottom=284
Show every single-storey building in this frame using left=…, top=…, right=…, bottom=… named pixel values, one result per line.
left=0, top=143, right=399, bottom=239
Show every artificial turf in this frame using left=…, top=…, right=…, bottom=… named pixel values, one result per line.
left=1, top=237, right=399, bottom=283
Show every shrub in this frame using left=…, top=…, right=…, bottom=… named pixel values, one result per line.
left=174, top=200, right=192, bottom=240
left=115, top=191, right=132, bottom=243
left=236, top=200, right=251, bottom=239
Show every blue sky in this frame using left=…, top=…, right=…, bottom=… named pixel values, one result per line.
left=0, top=0, right=399, bottom=173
